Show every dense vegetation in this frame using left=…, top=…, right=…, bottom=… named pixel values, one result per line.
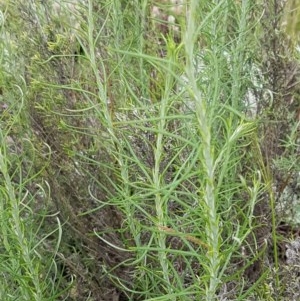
left=0, top=0, right=299, bottom=300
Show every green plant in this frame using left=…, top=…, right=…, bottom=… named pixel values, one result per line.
left=82, top=0, right=268, bottom=300
left=1, top=0, right=299, bottom=300
left=0, top=93, right=62, bottom=300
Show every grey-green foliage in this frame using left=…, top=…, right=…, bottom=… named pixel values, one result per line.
left=2, top=0, right=299, bottom=300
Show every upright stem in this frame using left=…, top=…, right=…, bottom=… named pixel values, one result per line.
left=184, top=1, right=220, bottom=299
